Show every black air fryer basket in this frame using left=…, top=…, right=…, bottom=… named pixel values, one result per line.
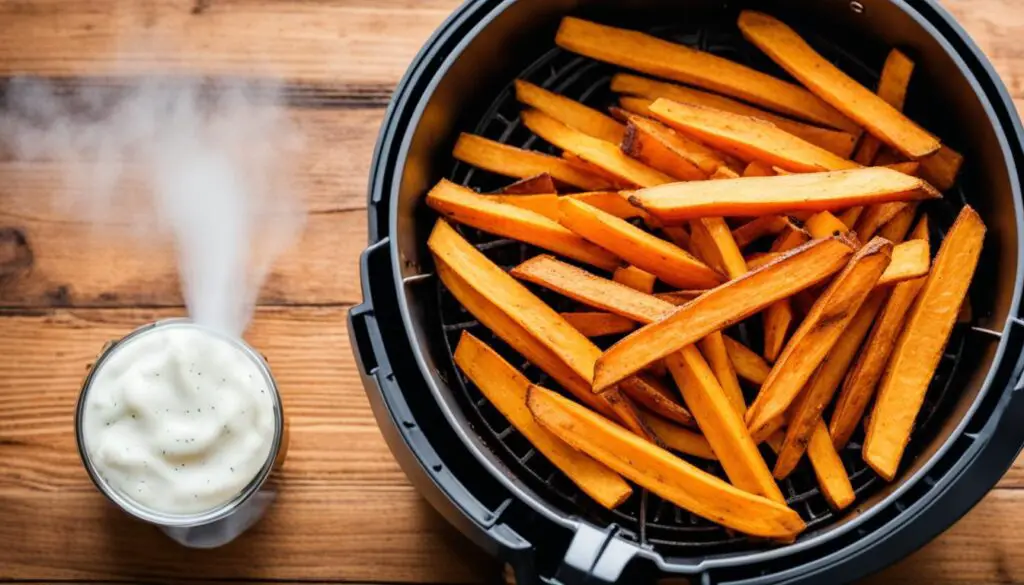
left=350, top=1, right=1024, bottom=583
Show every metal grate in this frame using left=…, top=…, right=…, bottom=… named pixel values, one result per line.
left=435, top=20, right=973, bottom=556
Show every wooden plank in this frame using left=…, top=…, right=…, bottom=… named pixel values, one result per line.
left=0, top=0, right=457, bottom=93
left=0, top=306, right=495, bottom=583
left=942, top=0, right=1024, bottom=103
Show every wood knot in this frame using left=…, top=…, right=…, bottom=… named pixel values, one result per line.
left=0, top=227, right=33, bottom=276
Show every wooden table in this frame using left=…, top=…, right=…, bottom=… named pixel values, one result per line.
left=0, top=1, right=1022, bottom=583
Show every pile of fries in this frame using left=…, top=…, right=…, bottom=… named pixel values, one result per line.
left=427, top=11, right=986, bottom=540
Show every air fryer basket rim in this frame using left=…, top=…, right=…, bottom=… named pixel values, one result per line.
left=369, top=0, right=1024, bottom=578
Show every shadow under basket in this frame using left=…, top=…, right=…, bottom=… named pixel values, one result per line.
left=350, top=0, right=1024, bottom=583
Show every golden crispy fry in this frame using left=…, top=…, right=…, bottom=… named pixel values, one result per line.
left=453, top=133, right=612, bottom=190
left=830, top=215, right=931, bottom=448
left=767, top=424, right=855, bottom=510
left=613, top=265, right=657, bottom=293
left=839, top=207, right=864, bottom=229
left=805, top=211, right=850, bottom=238
left=522, top=109, right=674, bottom=187
left=648, top=99, right=859, bottom=173
left=556, top=16, right=855, bottom=132
left=919, top=145, right=964, bottom=191
left=620, top=374, right=696, bottom=427
left=738, top=11, right=939, bottom=159
left=455, top=332, right=633, bottom=508
left=427, top=179, right=620, bottom=271
left=773, top=289, right=888, bottom=478
left=631, top=167, right=941, bottom=223
left=854, top=50, right=915, bottom=165
left=594, top=236, right=857, bottom=391
left=494, top=173, right=558, bottom=195
left=528, top=385, right=806, bottom=537
left=854, top=202, right=908, bottom=241
left=641, top=413, right=717, bottom=459
left=621, top=114, right=720, bottom=180
left=876, top=202, right=919, bottom=243
left=884, top=161, right=921, bottom=176
left=699, top=333, right=747, bottom=417
left=515, top=80, right=626, bottom=143
left=746, top=238, right=894, bottom=442
left=558, top=198, right=725, bottom=289
left=733, top=215, right=789, bottom=248
left=764, top=225, right=809, bottom=362
left=876, top=239, right=930, bottom=286
left=562, top=151, right=636, bottom=189
left=567, top=191, right=649, bottom=220
left=723, top=335, right=772, bottom=386
left=561, top=311, right=637, bottom=338
left=690, top=217, right=748, bottom=279
left=493, top=193, right=559, bottom=220
left=864, top=207, right=985, bottom=480
left=667, top=347, right=786, bottom=503
left=612, top=73, right=858, bottom=156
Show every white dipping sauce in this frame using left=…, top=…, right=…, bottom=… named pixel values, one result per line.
left=81, top=322, right=277, bottom=516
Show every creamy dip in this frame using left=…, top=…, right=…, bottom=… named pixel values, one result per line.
left=80, top=322, right=277, bottom=516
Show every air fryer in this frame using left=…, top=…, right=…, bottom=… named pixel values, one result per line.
left=349, top=0, right=1024, bottom=583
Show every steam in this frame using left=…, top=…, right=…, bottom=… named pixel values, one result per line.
left=0, top=76, right=306, bottom=337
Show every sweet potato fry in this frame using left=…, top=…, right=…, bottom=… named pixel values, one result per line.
left=746, top=238, right=894, bottom=442
left=763, top=224, right=809, bottom=362
left=738, top=11, right=939, bottom=159
left=522, top=109, right=674, bottom=187
left=562, top=311, right=637, bottom=338
left=667, top=347, right=786, bottom=503
left=654, top=290, right=703, bottom=306
left=699, top=334, right=747, bottom=417
left=594, top=236, right=857, bottom=390
left=515, top=79, right=626, bottom=144
left=453, top=133, right=612, bottom=191
left=919, top=145, right=964, bottom=191
left=884, top=161, right=921, bottom=176
left=429, top=220, right=649, bottom=435
left=688, top=221, right=727, bottom=275
left=732, top=215, right=789, bottom=248
left=620, top=374, right=696, bottom=427
left=690, top=217, right=748, bottom=279
left=621, top=114, right=718, bottom=180
left=876, top=203, right=919, bottom=243
left=562, top=151, right=636, bottom=189
left=772, top=289, right=888, bottom=478
left=854, top=202, right=908, bottom=241
left=743, top=161, right=776, bottom=177
left=641, top=413, right=717, bottom=459
left=648, top=99, right=860, bottom=173
left=876, top=239, right=929, bottom=286
left=830, top=216, right=930, bottom=448
left=806, top=422, right=856, bottom=510
left=454, top=332, right=633, bottom=509
left=556, top=16, right=855, bottom=133
left=427, top=179, right=621, bottom=271
left=662, top=226, right=691, bottom=250
left=613, top=265, right=657, bottom=293
left=744, top=253, right=776, bottom=271
left=494, top=173, right=558, bottom=195
left=528, top=385, right=805, bottom=537
left=864, top=207, right=984, bottom=480
left=493, top=193, right=559, bottom=220
left=612, top=73, right=858, bottom=156
left=839, top=207, right=864, bottom=229
left=558, top=198, right=725, bottom=289
left=567, top=191, right=648, bottom=220
left=723, top=335, right=771, bottom=385
left=854, top=50, right=915, bottom=165
left=805, top=211, right=850, bottom=238
left=630, top=167, right=941, bottom=223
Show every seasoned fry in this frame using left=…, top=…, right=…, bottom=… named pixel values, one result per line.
left=773, top=289, right=888, bottom=478
left=854, top=50, right=915, bottom=165
left=648, top=99, right=859, bottom=173
left=562, top=311, right=637, bottom=338
left=830, top=215, right=930, bottom=448
left=455, top=332, right=633, bottom=508
left=630, top=167, right=941, bottom=223
left=612, top=73, right=858, bottom=156
left=427, top=179, right=621, bottom=271
left=556, top=16, right=855, bottom=132
left=453, top=133, right=612, bottom=191
left=805, top=211, right=850, bottom=238
left=620, top=374, right=696, bottom=427
left=919, top=145, right=964, bottom=191
left=732, top=215, right=789, bottom=248
left=641, top=413, right=717, bottom=459
left=621, top=114, right=717, bottom=180
left=515, top=79, right=626, bottom=143
left=429, top=220, right=649, bottom=435
left=523, top=109, right=675, bottom=187
left=723, top=335, right=771, bottom=385
left=493, top=193, right=559, bottom=220
left=738, top=11, right=940, bottom=159
left=494, top=173, right=558, bottom=195
left=854, top=202, right=908, bottom=241
left=864, top=207, right=985, bottom=480
left=528, top=386, right=805, bottom=537
left=613, top=265, right=657, bottom=293
left=667, top=347, right=786, bottom=503
left=594, top=236, right=857, bottom=391
left=559, top=198, right=725, bottom=289
left=746, top=238, right=894, bottom=442
left=567, top=191, right=649, bottom=220
left=876, top=239, right=930, bottom=286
